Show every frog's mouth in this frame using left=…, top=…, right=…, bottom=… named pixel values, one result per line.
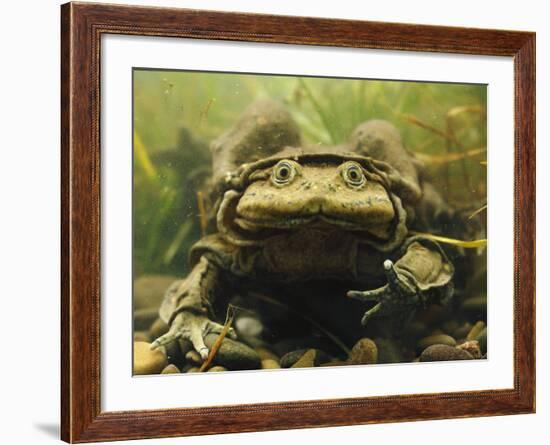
left=217, top=189, right=408, bottom=252
left=233, top=214, right=392, bottom=240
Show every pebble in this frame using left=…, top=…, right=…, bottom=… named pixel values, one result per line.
left=133, top=330, right=151, bottom=343
left=419, top=344, right=473, bottom=362
left=187, top=367, right=200, bottom=373
left=161, top=364, right=180, bottom=374
left=457, top=340, right=481, bottom=359
left=256, top=347, right=279, bottom=362
left=134, top=308, right=159, bottom=331
left=466, top=321, right=486, bottom=341
left=280, top=349, right=307, bottom=368
left=291, top=349, right=317, bottom=368
left=207, top=366, right=228, bottom=372
left=134, top=275, right=178, bottom=310
left=348, top=338, right=378, bottom=365
left=149, top=318, right=169, bottom=341
left=417, top=334, right=456, bottom=351
left=375, top=338, right=402, bottom=364
left=476, top=327, right=487, bottom=354
left=280, top=349, right=330, bottom=368
left=133, top=342, right=168, bottom=375
left=204, top=333, right=261, bottom=370
left=261, top=359, right=281, bottom=369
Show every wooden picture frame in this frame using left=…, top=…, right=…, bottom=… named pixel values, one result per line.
left=61, top=2, right=536, bottom=442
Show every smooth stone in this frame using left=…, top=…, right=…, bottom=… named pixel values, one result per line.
left=280, top=349, right=307, bottom=368
left=149, top=317, right=169, bottom=341
left=133, top=275, right=178, bottom=310
left=457, top=340, right=482, bottom=359
left=417, top=334, right=456, bottom=351
left=133, top=342, right=168, bottom=375
left=204, top=333, right=261, bottom=370
left=419, top=344, right=473, bottom=362
left=161, top=364, right=180, bottom=374
left=476, top=327, right=487, bottom=354
left=256, top=347, right=279, bottom=362
left=375, top=338, right=403, bottom=364
left=261, top=359, right=281, bottom=369
left=280, top=349, right=330, bottom=368
left=133, top=330, right=151, bottom=343
left=348, top=338, right=378, bottom=365
left=466, top=321, right=486, bottom=341
left=187, top=367, right=200, bottom=373
left=291, top=349, right=317, bottom=368
left=134, top=307, right=159, bottom=331
left=207, top=366, right=227, bottom=372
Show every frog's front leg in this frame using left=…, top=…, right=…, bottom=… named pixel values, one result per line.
left=150, top=256, right=236, bottom=359
left=348, top=237, right=454, bottom=329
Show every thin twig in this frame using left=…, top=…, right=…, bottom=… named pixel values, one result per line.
left=199, top=307, right=235, bottom=372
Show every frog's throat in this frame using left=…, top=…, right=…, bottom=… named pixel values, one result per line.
left=216, top=189, right=408, bottom=252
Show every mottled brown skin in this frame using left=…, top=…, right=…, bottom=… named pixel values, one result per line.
left=151, top=101, right=454, bottom=358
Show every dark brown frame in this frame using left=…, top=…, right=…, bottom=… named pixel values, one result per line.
left=61, top=1, right=536, bottom=442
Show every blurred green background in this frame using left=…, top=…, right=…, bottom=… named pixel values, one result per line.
left=133, top=69, right=487, bottom=277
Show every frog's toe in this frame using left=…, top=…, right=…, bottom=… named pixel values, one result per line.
left=189, top=326, right=209, bottom=360
left=150, top=329, right=182, bottom=350
left=361, top=302, right=382, bottom=326
left=347, top=285, right=387, bottom=302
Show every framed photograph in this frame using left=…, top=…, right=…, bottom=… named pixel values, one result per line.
left=61, top=2, right=535, bottom=442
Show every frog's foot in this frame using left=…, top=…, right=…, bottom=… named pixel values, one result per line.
left=150, top=311, right=237, bottom=360
left=347, top=260, right=420, bottom=327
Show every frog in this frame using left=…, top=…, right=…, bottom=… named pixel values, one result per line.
left=150, top=100, right=455, bottom=360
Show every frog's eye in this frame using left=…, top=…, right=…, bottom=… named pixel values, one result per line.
left=341, top=162, right=366, bottom=188
left=272, top=160, right=297, bottom=186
